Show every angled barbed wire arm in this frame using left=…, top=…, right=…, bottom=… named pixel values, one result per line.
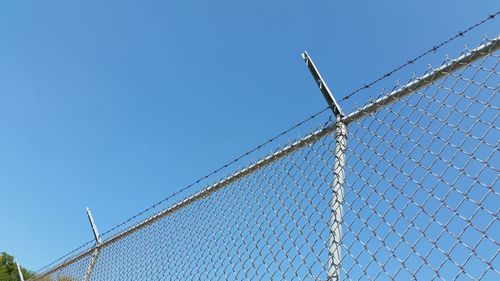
left=84, top=207, right=102, bottom=281
left=302, top=51, right=347, bottom=280
left=301, top=51, right=344, bottom=117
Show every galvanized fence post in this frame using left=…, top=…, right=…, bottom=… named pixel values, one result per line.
left=84, top=207, right=102, bottom=281
left=302, top=51, right=347, bottom=280
left=329, top=116, right=347, bottom=280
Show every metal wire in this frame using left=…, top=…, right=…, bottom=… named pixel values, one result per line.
left=30, top=36, right=499, bottom=280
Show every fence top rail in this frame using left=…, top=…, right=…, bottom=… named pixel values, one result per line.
left=31, top=35, right=500, bottom=280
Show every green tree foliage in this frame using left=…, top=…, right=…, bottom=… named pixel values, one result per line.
left=0, top=252, right=34, bottom=281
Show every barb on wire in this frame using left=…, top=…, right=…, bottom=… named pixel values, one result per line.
left=338, top=11, right=499, bottom=103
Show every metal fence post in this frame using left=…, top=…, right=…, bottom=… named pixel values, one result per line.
left=302, top=51, right=347, bottom=280
left=329, top=116, right=347, bottom=280
left=16, top=260, right=25, bottom=281
left=84, top=207, right=102, bottom=281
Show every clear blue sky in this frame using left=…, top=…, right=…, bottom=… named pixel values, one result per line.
left=1, top=0, right=498, bottom=271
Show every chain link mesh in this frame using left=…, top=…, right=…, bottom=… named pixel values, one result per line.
left=30, top=37, right=499, bottom=280
left=341, top=39, right=499, bottom=280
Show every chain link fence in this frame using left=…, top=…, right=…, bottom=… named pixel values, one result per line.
left=30, top=36, right=499, bottom=280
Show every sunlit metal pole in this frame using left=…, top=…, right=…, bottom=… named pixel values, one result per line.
left=302, top=51, right=346, bottom=280
left=84, top=207, right=102, bottom=281
left=16, top=260, right=25, bottom=281
left=329, top=116, right=347, bottom=280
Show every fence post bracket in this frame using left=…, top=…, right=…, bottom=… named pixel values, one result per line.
left=86, top=207, right=102, bottom=245
left=301, top=51, right=344, bottom=117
